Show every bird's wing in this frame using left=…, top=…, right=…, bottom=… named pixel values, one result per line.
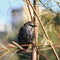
left=18, top=26, right=27, bottom=40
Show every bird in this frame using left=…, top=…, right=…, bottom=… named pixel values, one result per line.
left=17, top=21, right=37, bottom=50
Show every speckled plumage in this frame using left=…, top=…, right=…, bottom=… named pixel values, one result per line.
left=17, top=21, right=36, bottom=49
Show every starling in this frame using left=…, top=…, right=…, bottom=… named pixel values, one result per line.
left=17, top=21, right=36, bottom=50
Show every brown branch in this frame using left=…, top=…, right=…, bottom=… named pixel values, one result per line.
left=27, top=3, right=33, bottom=20
left=0, top=42, right=60, bottom=51
left=39, top=0, right=57, bottom=14
left=39, top=52, right=50, bottom=60
left=39, top=45, right=60, bottom=51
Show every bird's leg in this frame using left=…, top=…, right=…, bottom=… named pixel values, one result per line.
left=29, top=42, right=36, bottom=48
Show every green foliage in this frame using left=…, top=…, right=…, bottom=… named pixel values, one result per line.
left=38, top=12, right=60, bottom=60
left=41, top=13, right=54, bottom=25
left=17, top=52, right=32, bottom=60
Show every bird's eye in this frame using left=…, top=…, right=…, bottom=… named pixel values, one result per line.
left=30, top=24, right=34, bottom=27
left=30, top=25, right=32, bottom=26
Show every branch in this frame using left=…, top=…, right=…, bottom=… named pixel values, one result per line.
left=39, top=52, right=50, bottom=60
left=27, top=3, right=33, bottom=20
left=39, top=0, right=57, bottom=14
left=39, top=45, right=60, bottom=51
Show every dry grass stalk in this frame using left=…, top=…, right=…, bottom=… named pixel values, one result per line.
left=0, top=50, right=10, bottom=58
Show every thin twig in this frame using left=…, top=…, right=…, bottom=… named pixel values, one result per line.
left=0, top=50, right=10, bottom=58
left=23, top=5, right=30, bottom=20
left=12, top=41, right=23, bottom=50
left=39, top=46, right=60, bottom=51
left=39, top=52, right=50, bottom=60
left=0, top=43, right=9, bottom=50
left=10, top=49, right=20, bottom=58
left=27, top=3, right=33, bottom=20
left=39, top=0, right=56, bottom=14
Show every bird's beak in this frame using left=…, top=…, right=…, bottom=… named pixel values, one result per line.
left=34, top=25, right=37, bottom=27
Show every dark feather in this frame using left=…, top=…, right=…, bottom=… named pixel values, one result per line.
left=17, top=21, right=36, bottom=50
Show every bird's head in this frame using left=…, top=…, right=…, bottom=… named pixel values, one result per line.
left=24, top=21, right=37, bottom=27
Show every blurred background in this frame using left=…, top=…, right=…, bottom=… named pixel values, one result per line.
left=0, top=0, right=60, bottom=60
